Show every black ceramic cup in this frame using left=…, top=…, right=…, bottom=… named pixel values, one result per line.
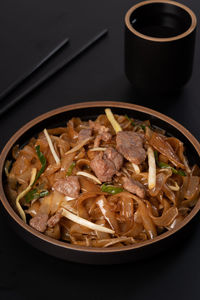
left=125, top=0, right=197, bottom=93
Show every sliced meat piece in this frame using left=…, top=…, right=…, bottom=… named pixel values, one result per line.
left=116, top=131, right=146, bottom=164
left=47, top=211, right=62, bottom=228
left=104, top=147, right=123, bottom=171
left=122, top=177, right=146, bottom=198
left=78, top=128, right=92, bottom=142
left=29, top=213, right=48, bottom=232
left=90, top=152, right=116, bottom=182
left=53, top=176, right=80, bottom=198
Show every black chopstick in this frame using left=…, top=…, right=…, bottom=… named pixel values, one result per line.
left=0, top=37, right=69, bottom=102
left=0, top=29, right=108, bottom=117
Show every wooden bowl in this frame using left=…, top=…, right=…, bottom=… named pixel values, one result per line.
left=0, top=101, right=200, bottom=264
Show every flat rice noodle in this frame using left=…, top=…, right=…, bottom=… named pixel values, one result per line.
left=149, top=172, right=170, bottom=197
left=14, top=169, right=32, bottom=186
left=90, top=237, right=135, bottom=248
left=61, top=200, right=77, bottom=214
left=79, top=175, right=100, bottom=193
left=103, top=237, right=135, bottom=247
left=149, top=196, right=160, bottom=211
left=166, top=215, right=184, bottom=230
left=149, top=132, right=185, bottom=169
left=67, top=120, right=79, bottom=139
left=178, top=207, right=191, bottom=216
left=96, top=114, right=113, bottom=129
left=166, top=137, right=184, bottom=157
left=180, top=176, right=200, bottom=207
left=46, top=170, right=65, bottom=187
left=73, top=239, right=95, bottom=247
left=76, top=159, right=91, bottom=170
left=52, top=170, right=66, bottom=182
left=76, top=192, right=100, bottom=219
left=150, top=204, right=159, bottom=217
left=45, top=223, right=61, bottom=240
left=43, top=163, right=61, bottom=176
left=50, top=190, right=65, bottom=215
left=185, top=176, right=199, bottom=200
left=12, top=144, right=20, bottom=160
left=59, top=133, right=70, bottom=143
left=118, top=218, right=134, bottom=234
left=182, top=155, right=191, bottom=173
left=161, top=198, right=171, bottom=213
left=85, top=197, right=98, bottom=215
left=120, top=196, right=134, bottom=219
left=44, top=132, right=60, bottom=165
left=38, top=194, right=52, bottom=215
left=77, top=191, right=107, bottom=205
left=69, top=223, right=94, bottom=235
left=35, top=138, right=49, bottom=155
left=96, top=195, right=119, bottom=232
left=11, top=154, right=30, bottom=176
left=156, top=190, right=164, bottom=202
left=26, top=201, right=40, bottom=217
left=146, top=201, right=178, bottom=227
left=95, top=219, right=111, bottom=239
left=131, top=195, right=157, bottom=239
left=178, top=176, right=189, bottom=203
left=109, top=191, right=135, bottom=202
left=138, top=233, right=148, bottom=241
left=77, top=202, right=90, bottom=219
left=181, top=196, right=200, bottom=208
left=124, top=222, right=144, bottom=238
left=159, top=154, right=169, bottom=163
left=20, top=145, right=38, bottom=161
left=191, top=165, right=200, bottom=176
left=166, top=138, right=190, bottom=173
left=71, top=117, right=82, bottom=129
left=61, top=153, right=76, bottom=171
left=145, top=126, right=153, bottom=140
left=51, top=135, right=70, bottom=154
left=162, top=183, right=177, bottom=205
left=47, top=127, right=68, bottom=135
left=45, top=147, right=58, bottom=165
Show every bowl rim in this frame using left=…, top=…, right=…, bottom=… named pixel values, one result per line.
left=125, top=0, right=197, bottom=43
left=0, top=101, right=200, bottom=254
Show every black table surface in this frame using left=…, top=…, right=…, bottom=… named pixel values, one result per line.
left=0, top=0, right=200, bottom=299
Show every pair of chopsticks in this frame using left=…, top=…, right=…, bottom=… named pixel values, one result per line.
left=0, top=29, right=108, bottom=116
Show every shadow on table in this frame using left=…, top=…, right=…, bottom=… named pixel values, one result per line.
left=123, top=84, right=185, bottom=112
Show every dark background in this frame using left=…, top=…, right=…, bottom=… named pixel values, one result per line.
left=0, top=0, right=199, bottom=299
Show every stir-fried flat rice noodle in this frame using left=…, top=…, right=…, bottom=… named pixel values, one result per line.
left=5, top=109, right=200, bottom=248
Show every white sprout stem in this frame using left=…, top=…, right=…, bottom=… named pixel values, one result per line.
left=89, top=147, right=107, bottom=152
left=44, top=128, right=60, bottom=165
left=132, top=163, right=140, bottom=174
left=105, top=108, right=122, bottom=133
left=64, top=196, right=76, bottom=201
left=65, top=137, right=92, bottom=155
left=167, top=181, right=180, bottom=191
left=147, top=146, right=156, bottom=189
left=61, top=208, right=115, bottom=234
left=76, top=171, right=102, bottom=184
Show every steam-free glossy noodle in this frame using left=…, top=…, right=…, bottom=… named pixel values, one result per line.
left=5, top=109, right=200, bottom=248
